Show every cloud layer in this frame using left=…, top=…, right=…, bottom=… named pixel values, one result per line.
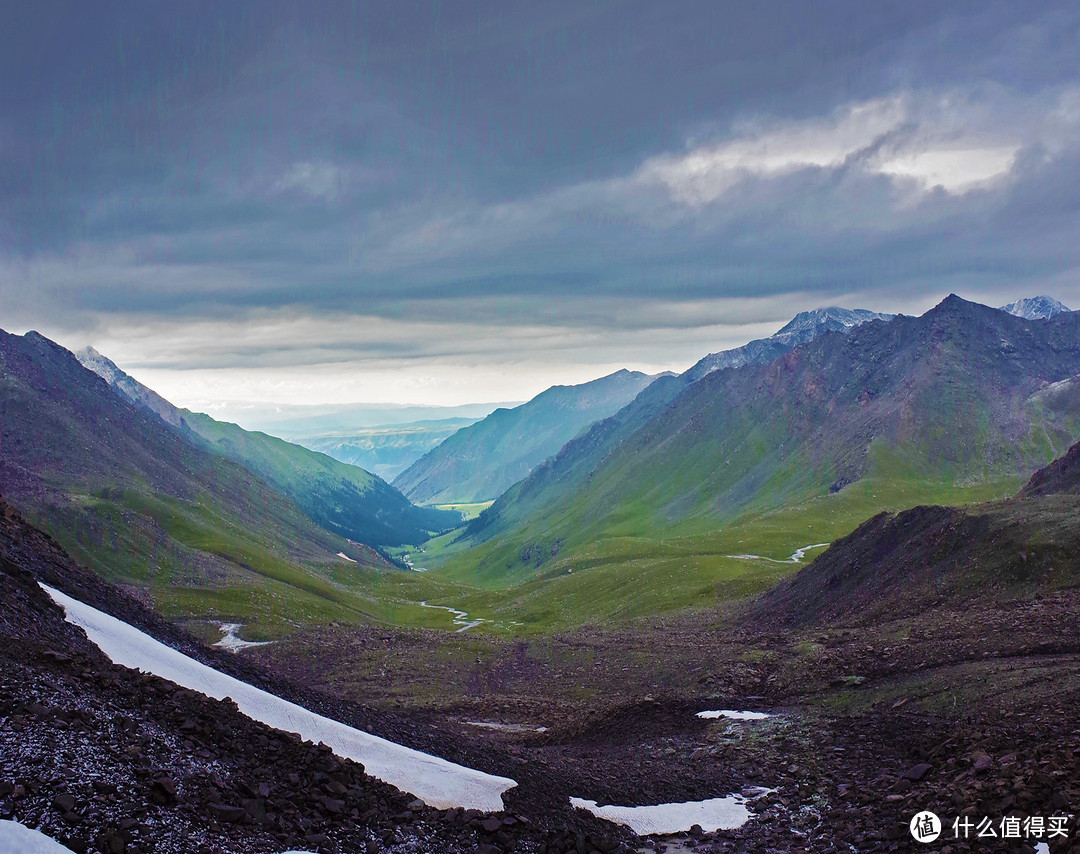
left=2, top=1, right=1080, bottom=407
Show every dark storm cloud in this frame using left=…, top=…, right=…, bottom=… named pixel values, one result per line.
left=2, top=0, right=1080, bottom=383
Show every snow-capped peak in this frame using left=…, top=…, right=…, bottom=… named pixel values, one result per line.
left=76, top=346, right=127, bottom=385
left=771, top=307, right=894, bottom=346
left=998, top=296, right=1070, bottom=320
left=683, top=306, right=895, bottom=382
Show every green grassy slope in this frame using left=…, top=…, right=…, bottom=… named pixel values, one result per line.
left=77, top=347, right=458, bottom=546
left=392, top=369, right=659, bottom=504
left=436, top=298, right=1080, bottom=599
left=755, top=438, right=1080, bottom=627
left=180, top=411, right=458, bottom=546
left=0, top=329, right=448, bottom=635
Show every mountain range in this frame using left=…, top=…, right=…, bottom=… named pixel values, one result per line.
left=684, top=307, right=895, bottom=383
left=5, top=307, right=1080, bottom=854
left=296, top=419, right=481, bottom=481
left=465, top=299, right=1069, bottom=550
left=4, top=294, right=1075, bottom=630
left=452, top=305, right=899, bottom=567
left=448, top=296, right=1080, bottom=588
left=999, top=295, right=1071, bottom=320
left=0, top=329, right=469, bottom=632
left=392, top=369, right=660, bottom=504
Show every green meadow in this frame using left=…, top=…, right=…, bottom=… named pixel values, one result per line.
left=170, top=468, right=1017, bottom=638
left=37, top=460, right=1021, bottom=639
left=416, top=470, right=1020, bottom=631
left=432, top=501, right=494, bottom=520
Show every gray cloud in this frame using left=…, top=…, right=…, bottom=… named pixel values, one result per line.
left=273, top=162, right=342, bottom=201
left=3, top=2, right=1080, bottom=405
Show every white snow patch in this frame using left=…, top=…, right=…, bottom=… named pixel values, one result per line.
left=570, top=795, right=751, bottom=835
left=696, top=710, right=772, bottom=721
left=213, top=623, right=272, bottom=653
left=41, top=584, right=517, bottom=811
left=336, top=551, right=357, bottom=563
left=0, top=820, right=72, bottom=853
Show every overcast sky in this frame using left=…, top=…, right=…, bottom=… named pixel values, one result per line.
left=3, top=1, right=1080, bottom=416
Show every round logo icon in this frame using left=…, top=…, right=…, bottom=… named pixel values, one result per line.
left=910, top=811, right=941, bottom=843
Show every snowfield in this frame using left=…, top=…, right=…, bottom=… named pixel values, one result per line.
left=569, top=796, right=751, bottom=835
left=41, top=584, right=517, bottom=812
left=0, top=820, right=323, bottom=854
left=0, top=820, right=73, bottom=854
left=212, top=622, right=273, bottom=653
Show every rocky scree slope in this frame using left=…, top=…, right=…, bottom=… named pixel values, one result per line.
left=0, top=501, right=635, bottom=854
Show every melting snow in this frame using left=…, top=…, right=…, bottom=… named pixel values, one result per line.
left=41, top=584, right=517, bottom=811
left=0, top=821, right=72, bottom=854
left=0, top=821, right=325, bottom=854
left=696, top=710, right=772, bottom=721
left=336, top=551, right=357, bottom=563
left=213, top=623, right=273, bottom=653
left=570, top=795, right=751, bottom=835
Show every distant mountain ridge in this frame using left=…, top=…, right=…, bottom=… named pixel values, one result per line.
left=392, top=369, right=660, bottom=504
left=685, top=307, right=894, bottom=382
left=464, top=304, right=893, bottom=549
left=298, top=419, right=481, bottom=481
left=76, top=347, right=457, bottom=546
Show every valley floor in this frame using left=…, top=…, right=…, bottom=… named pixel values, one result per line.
left=251, top=588, right=1080, bottom=852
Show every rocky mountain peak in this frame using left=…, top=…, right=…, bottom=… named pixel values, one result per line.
left=772, top=306, right=895, bottom=346
left=999, top=295, right=1071, bottom=320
